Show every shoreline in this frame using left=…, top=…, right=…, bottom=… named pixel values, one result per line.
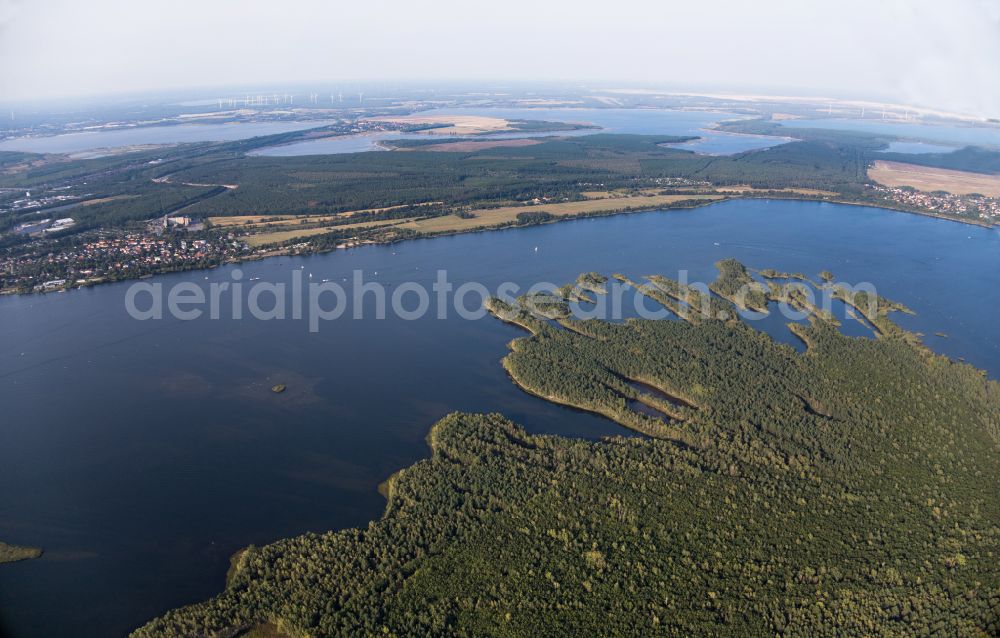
left=826, top=197, right=996, bottom=228
left=3, top=194, right=994, bottom=297
left=131, top=262, right=1000, bottom=636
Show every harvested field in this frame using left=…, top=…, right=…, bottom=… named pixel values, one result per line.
left=243, top=218, right=415, bottom=247
left=712, top=185, right=837, bottom=196
left=868, top=161, right=1000, bottom=196
left=399, top=194, right=722, bottom=234
left=209, top=203, right=440, bottom=228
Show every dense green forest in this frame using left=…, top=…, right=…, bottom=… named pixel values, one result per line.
left=1, top=130, right=873, bottom=228
left=877, top=146, right=1000, bottom=175
left=163, top=135, right=710, bottom=217
left=721, top=117, right=1000, bottom=175
left=124, top=134, right=869, bottom=221
left=718, top=118, right=895, bottom=150
left=709, top=258, right=769, bottom=311
left=3, top=120, right=997, bottom=293
left=639, top=140, right=870, bottom=192
left=4, top=120, right=997, bottom=251
left=134, top=263, right=1000, bottom=637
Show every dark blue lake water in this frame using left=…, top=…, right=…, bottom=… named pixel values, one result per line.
left=251, top=108, right=792, bottom=156
left=1, top=199, right=998, bottom=637
left=0, top=121, right=335, bottom=155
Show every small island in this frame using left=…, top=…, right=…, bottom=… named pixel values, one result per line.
left=270, top=384, right=286, bottom=394
left=0, top=541, right=42, bottom=565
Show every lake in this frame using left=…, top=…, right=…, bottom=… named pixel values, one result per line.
left=0, top=121, right=335, bottom=155
left=1, top=199, right=998, bottom=637
left=879, top=140, right=958, bottom=154
left=0, top=108, right=791, bottom=159
left=246, top=127, right=600, bottom=157
left=251, top=107, right=793, bottom=156
left=782, top=117, right=1000, bottom=148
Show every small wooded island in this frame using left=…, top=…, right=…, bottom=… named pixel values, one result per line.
left=134, top=261, right=999, bottom=637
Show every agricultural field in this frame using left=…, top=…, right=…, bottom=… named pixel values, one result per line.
left=399, top=193, right=723, bottom=234
left=712, top=185, right=838, bottom=196
left=207, top=204, right=430, bottom=228
left=241, top=218, right=418, bottom=247
left=868, top=160, right=1000, bottom=196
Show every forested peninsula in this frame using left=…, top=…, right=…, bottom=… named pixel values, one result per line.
left=134, top=262, right=1000, bottom=637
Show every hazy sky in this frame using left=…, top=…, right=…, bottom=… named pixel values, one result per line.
left=1, top=0, right=997, bottom=117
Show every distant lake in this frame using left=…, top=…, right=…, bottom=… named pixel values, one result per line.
left=251, top=108, right=793, bottom=156
left=781, top=117, right=1000, bottom=148
left=419, top=107, right=794, bottom=155
left=1, top=200, right=998, bottom=637
left=0, top=121, right=335, bottom=155
left=879, top=141, right=958, bottom=154
left=248, top=127, right=598, bottom=157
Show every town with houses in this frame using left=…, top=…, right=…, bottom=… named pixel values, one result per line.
left=3, top=181, right=999, bottom=294
left=868, top=183, right=1000, bottom=222
left=1, top=231, right=253, bottom=293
